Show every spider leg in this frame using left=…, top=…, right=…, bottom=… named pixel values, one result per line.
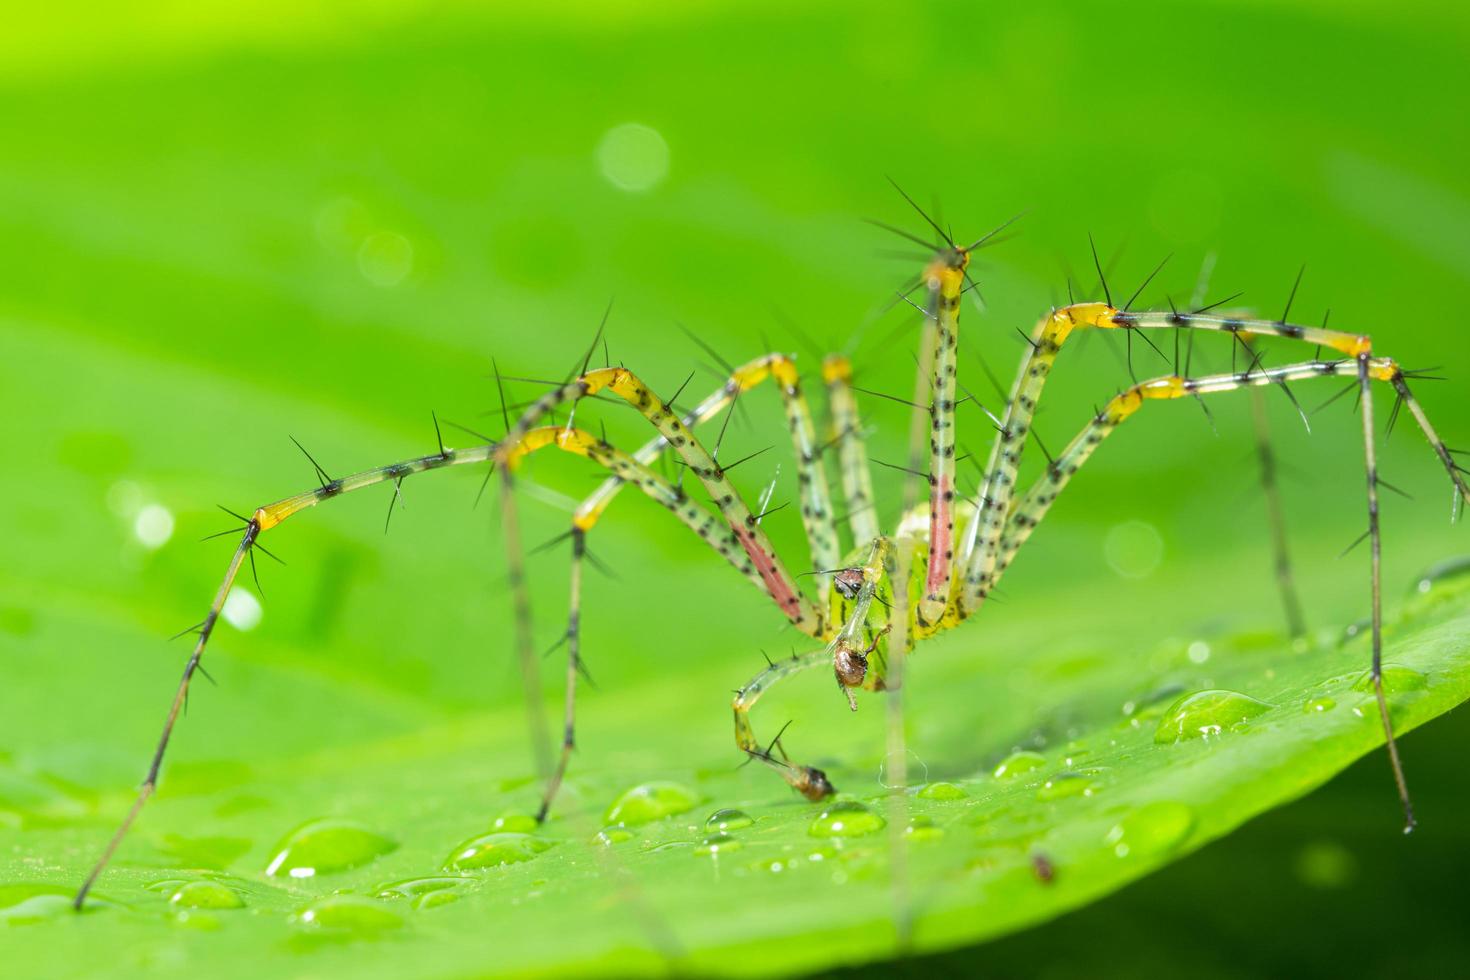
left=527, top=351, right=855, bottom=823
left=560, top=355, right=842, bottom=606
left=536, top=525, right=585, bottom=823
left=991, top=357, right=1463, bottom=581
left=508, top=425, right=813, bottom=823
left=733, top=650, right=835, bottom=800
left=915, top=256, right=966, bottom=629
left=986, top=355, right=1465, bottom=832
left=73, top=525, right=259, bottom=910
left=498, top=465, right=553, bottom=778
left=767, top=355, right=843, bottom=599
left=732, top=537, right=896, bottom=799
left=959, top=304, right=1104, bottom=613
left=959, top=299, right=1441, bottom=614
left=497, top=365, right=825, bottom=633
left=75, top=435, right=516, bottom=908
left=1249, top=379, right=1308, bottom=639
left=822, top=355, right=881, bottom=547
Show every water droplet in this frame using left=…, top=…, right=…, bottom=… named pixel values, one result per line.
left=171, top=909, right=221, bottom=931
left=443, top=832, right=553, bottom=870
left=376, top=877, right=464, bottom=900
left=1351, top=666, right=1428, bottom=693
left=1104, top=801, right=1194, bottom=858
left=0, top=884, right=75, bottom=925
left=704, top=808, right=754, bottom=832
left=992, top=750, right=1045, bottom=779
left=694, top=833, right=743, bottom=856
left=1121, top=683, right=1186, bottom=720
left=917, top=781, right=968, bottom=800
left=1186, top=640, right=1211, bottom=664
left=905, top=815, right=944, bottom=841
left=1304, top=695, right=1337, bottom=713
left=604, top=781, right=699, bottom=826
left=295, top=895, right=404, bottom=933
left=145, top=878, right=189, bottom=893
left=1154, top=690, right=1273, bottom=743
left=491, top=813, right=538, bottom=833
left=1338, top=616, right=1370, bottom=647
left=809, top=801, right=885, bottom=838
left=1037, top=773, right=1096, bottom=801
left=753, top=857, right=794, bottom=874
left=265, top=819, right=397, bottom=878
left=1413, top=555, right=1470, bottom=594
left=594, top=825, right=634, bottom=846
left=168, top=881, right=243, bottom=910
left=413, top=890, right=459, bottom=911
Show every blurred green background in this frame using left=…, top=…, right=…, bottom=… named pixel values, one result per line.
left=3, top=0, right=1470, bottom=975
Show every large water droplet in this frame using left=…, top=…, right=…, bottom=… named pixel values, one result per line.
left=1351, top=665, right=1428, bottom=693
left=604, top=782, right=699, bottom=825
left=704, top=808, right=754, bottom=832
left=917, top=781, right=968, bottom=800
left=695, top=833, right=743, bottom=856
left=265, top=819, right=397, bottom=878
left=376, top=877, right=465, bottom=900
left=443, top=832, right=553, bottom=870
left=1104, top=801, right=1194, bottom=858
left=992, top=750, right=1045, bottom=779
left=1037, top=773, right=1096, bottom=801
left=1122, top=683, right=1186, bottom=720
left=594, top=825, right=634, bottom=846
left=295, top=895, right=404, bottom=933
left=1304, top=695, right=1337, bottom=713
left=0, top=884, right=75, bottom=925
left=169, top=881, right=244, bottom=910
left=1154, top=690, right=1272, bottom=743
left=905, top=815, right=944, bottom=841
left=809, top=801, right=885, bottom=838
left=491, top=813, right=538, bottom=833
left=413, top=890, right=459, bottom=911
left=1414, top=555, right=1470, bottom=594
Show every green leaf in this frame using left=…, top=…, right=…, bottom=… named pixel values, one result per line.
left=5, top=3, right=1470, bottom=976
left=6, top=521, right=1470, bottom=975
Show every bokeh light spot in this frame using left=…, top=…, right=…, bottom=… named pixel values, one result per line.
left=596, top=123, right=669, bottom=192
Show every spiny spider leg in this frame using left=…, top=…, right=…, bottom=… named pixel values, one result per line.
left=983, top=356, right=1466, bottom=830
left=528, top=351, right=851, bottom=821
left=1249, top=375, right=1308, bottom=639
left=504, top=417, right=825, bottom=793
left=530, top=352, right=890, bottom=824
left=916, top=251, right=966, bottom=629
left=733, top=538, right=895, bottom=799
left=72, top=526, right=258, bottom=909
left=822, top=355, right=881, bottom=547
left=989, top=358, right=1455, bottom=581
left=73, top=438, right=520, bottom=908
left=496, top=365, right=827, bottom=634
left=74, top=419, right=810, bottom=907
left=960, top=301, right=1439, bottom=615
left=497, top=462, right=553, bottom=779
